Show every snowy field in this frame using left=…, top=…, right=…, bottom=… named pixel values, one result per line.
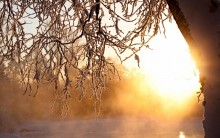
left=0, top=117, right=204, bottom=138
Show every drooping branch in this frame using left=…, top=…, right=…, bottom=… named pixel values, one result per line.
left=0, top=0, right=170, bottom=103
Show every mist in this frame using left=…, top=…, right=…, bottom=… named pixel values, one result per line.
left=0, top=65, right=204, bottom=138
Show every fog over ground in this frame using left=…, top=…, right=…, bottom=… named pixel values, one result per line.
left=0, top=66, right=204, bottom=138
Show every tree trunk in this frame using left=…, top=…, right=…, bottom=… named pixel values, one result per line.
left=167, top=0, right=220, bottom=137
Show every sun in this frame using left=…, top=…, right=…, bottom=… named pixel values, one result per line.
left=124, top=20, right=201, bottom=104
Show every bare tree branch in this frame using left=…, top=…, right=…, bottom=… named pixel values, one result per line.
left=0, top=0, right=170, bottom=109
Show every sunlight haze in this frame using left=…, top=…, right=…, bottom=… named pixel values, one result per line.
left=123, top=20, right=201, bottom=110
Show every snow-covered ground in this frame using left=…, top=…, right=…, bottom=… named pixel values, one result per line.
left=0, top=117, right=203, bottom=138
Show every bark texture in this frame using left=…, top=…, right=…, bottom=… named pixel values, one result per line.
left=166, top=0, right=195, bottom=47
left=167, top=0, right=220, bottom=137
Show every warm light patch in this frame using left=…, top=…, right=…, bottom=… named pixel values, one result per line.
left=140, top=41, right=200, bottom=104
left=124, top=20, right=201, bottom=106
left=179, top=131, right=186, bottom=138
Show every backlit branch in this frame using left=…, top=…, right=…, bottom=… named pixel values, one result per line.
left=0, top=0, right=170, bottom=105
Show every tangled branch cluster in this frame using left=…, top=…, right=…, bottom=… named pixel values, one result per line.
left=0, top=0, right=170, bottom=103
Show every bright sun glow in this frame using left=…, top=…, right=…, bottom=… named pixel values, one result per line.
left=124, top=20, right=201, bottom=104
left=179, top=131, right=186, bottom=138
